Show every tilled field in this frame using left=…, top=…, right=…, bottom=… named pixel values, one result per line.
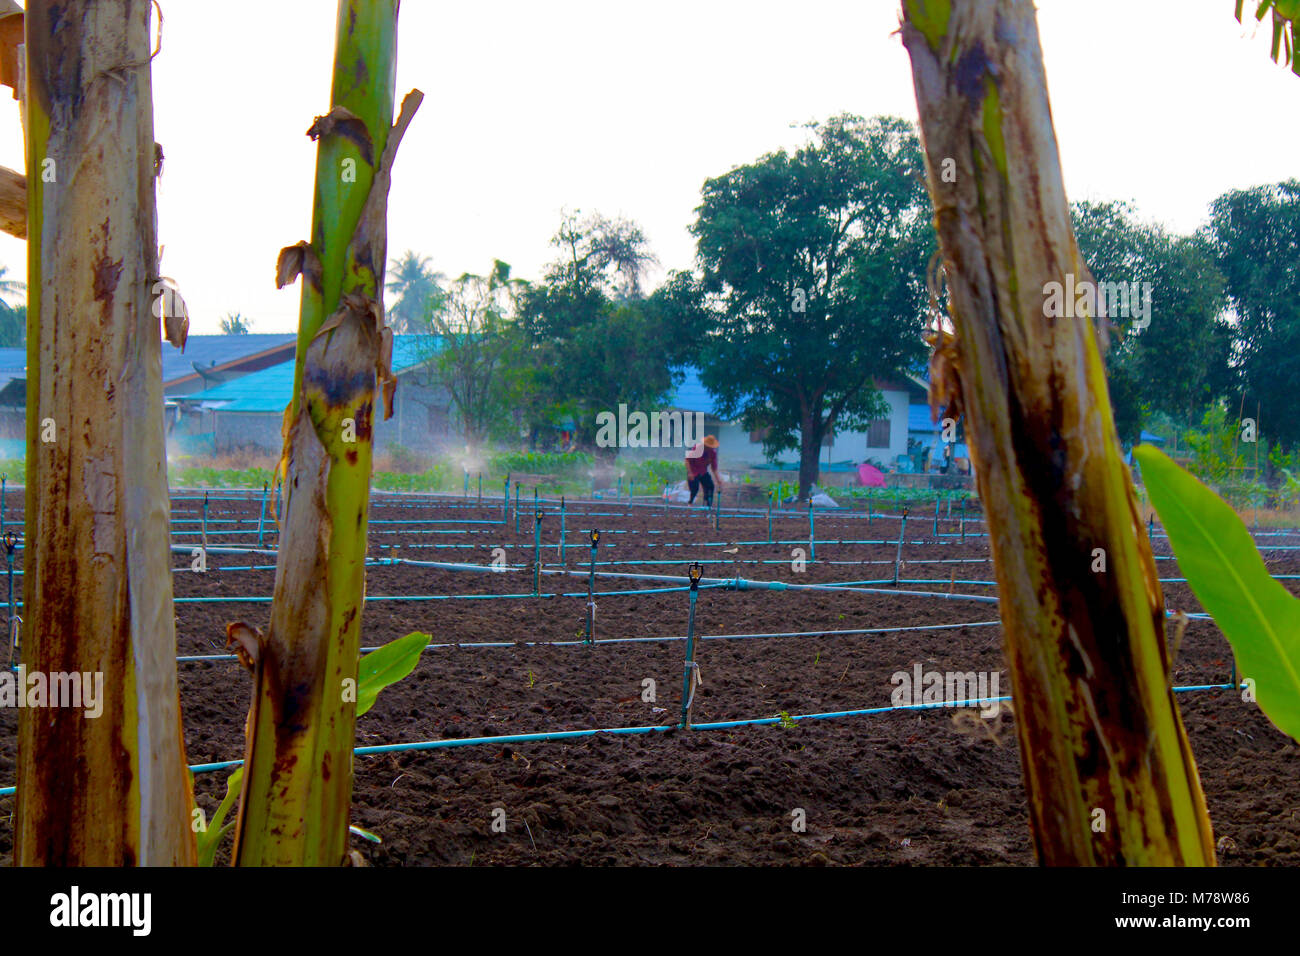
left=2, top=488, right=1299, bottom=865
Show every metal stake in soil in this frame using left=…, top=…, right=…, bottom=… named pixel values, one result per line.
left=558, top=496, right=566, bottom=563
left=585, top=529, right=599, bottom=644
left=515, top=482, right=521, bottom=534
left=893, top=507, right=909, bottom=586
left=960, top=499, right=966, bottom=541
left=808, top=499, right=815, bottom=563
left=1, top=474, right=6, bottom=532
left=714, top=489, right=721, bottom=532
left=679, top=561, right=704, bottom=729
left=201, top=491, right=209, bottom=556
left=257, top=482, right=269, bottom=547
left=478, top=473, right=482, bottom=507
left=767, top=498, right=773, bottom=544
left=503, top=476, right=510, bottom=524
left=4, top=531, right=16, bottom=668
left=532, top=509, right=545, bottom=597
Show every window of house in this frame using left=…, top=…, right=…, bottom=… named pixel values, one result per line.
left=867, top=418, right=891, bottom=449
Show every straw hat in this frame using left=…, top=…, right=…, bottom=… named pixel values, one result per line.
left=703, top=435, right=719, bottom=448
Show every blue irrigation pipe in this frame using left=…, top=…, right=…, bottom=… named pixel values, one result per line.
left=559, top=496, right=566, bottom=564
left=514, top=482, right=520, bottom=534
left=177, top=620, right=1008, bottom=663
left=7, top=681, right=1232, bottom=793
left=1, top=474, right=6, bottom=532
left=503, top=476, right=510, bottom=525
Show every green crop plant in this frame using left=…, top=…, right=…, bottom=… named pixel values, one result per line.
left=15, top=0, right=194, bottom=866
left=1137, top=445, right=1300, bottom=743
left=230, top=0, right=424, bottom=866
left=198, top=630, right=429, bottom=865
left=901, top=0, right=1214, bottom=865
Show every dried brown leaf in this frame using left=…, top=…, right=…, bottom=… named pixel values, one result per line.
left=276, top=240, right=323, bottom=292
left=225, top=621, right=264, bottom=673
left=154, top=276, right=189, bottom=351
left=306, top=106, right=373, bottom=166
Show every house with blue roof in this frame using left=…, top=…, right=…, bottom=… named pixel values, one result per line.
left=175, top=335, right=455, bottom=456
left=616, top=367, right=926, bottom=476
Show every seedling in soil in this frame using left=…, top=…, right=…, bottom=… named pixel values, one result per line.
left=527, top=670, right=538, bottom=689
left=777, top=711, right=797, bottom=729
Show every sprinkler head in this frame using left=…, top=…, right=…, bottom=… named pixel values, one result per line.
left=3, top=530, right=15, bottom=554
left=590, top=529, right=600, bottom=545
left=688, top=562, right=704, bottom=587
left=535, top=509, right=545, bottom=523
left=902, top=507, right=909, bottom=517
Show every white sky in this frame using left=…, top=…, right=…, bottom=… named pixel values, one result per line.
left=0, top=0, right=1296, bottom=333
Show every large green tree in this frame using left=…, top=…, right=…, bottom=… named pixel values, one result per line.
left=1071, top=200, right=1233, bottom=441
left=1207, top=179, right=1300, bottom=445
left=411, top=259, right=525, bottom=455
left=516, top=212, right=697, bottom=452
left=686, top=114, right=933, bottom=498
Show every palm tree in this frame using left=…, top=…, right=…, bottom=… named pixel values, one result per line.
left=385, top=250, right=444, bottom=332
left=0, top=263, right=23, bottom=308
left=220, top=311, right=251, bottom=334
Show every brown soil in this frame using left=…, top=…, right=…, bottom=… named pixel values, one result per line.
left=2, top=489, right=1298, bottom=866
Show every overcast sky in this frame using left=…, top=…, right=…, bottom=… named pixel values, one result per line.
left=0, top=0, right=1296, bottom=333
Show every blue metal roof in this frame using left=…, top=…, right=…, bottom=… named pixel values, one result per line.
left=162, top=334, right=298, bottom=385
left=185, top=334, right=441, bottom=413
left=664, top=367, right=726, bottom=417
left=908, top=403, right=940, bottom=434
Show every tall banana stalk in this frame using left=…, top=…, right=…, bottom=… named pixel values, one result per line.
left=230, top=0, right=420, bottom=866
left=15, top=0, right=194, bottom=866
left=899, top=0, right=1215, bottom=865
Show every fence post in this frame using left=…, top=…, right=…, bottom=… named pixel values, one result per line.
left=679, top=562, right=704, bottom=728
